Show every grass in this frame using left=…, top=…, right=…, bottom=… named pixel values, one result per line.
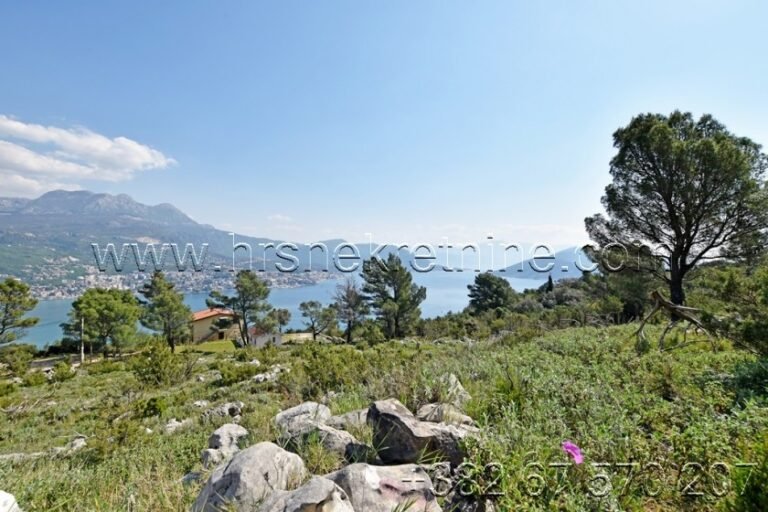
left=178, top=339, right=238, bottom=354
left=0, top=324, right=766, bottom=511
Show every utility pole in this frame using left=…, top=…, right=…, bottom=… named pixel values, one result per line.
left=79, top=316, right=85, bottom=365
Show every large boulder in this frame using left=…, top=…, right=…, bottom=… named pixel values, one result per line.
left=0, top=491, right=21, bottom=512
left=191, top=442, right=307, bottom=512
left=367, top=399, right=477, bottom=466
left=275, top=404, right=372, bottom=463
left=201, top=423, right=249, bottom=468
left=258, top=477, right=354, bottom=512
left=326, top=463, right=441, bottom=512
left=274, top=402, right=331, bottom=432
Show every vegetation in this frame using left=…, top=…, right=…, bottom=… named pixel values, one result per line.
left=585, top=111, right=768, bottom=306
left=139, top=271, right=192, bottom=353
left=467, top=271, right=516, bottom=314
left=0, top=277, right=38, bottom=345
left=361, top=253, right=426, bottom=339
left=61, top=288, right=142, bottom=356
left=298, top=301, right=337, bottom=340
left=333, top=277, right=369, bottom=343
left=207, top=270, right=272, bottom=345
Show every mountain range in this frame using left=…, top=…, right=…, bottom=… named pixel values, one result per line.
left=0, top=190, right=586, bottom=283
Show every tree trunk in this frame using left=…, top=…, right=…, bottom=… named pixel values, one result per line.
left=669, top=273, right=685, bottom=306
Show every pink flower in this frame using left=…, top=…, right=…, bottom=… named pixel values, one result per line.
left=562, top=441, right=584, bottom=464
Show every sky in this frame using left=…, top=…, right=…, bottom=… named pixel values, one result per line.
left=1, top=1, right=767, bottom=247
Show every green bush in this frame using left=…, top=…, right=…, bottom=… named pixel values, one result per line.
left=215, top=361, right=260, bottom=386
left=23, top=371, right=47, bottom=387
left=137, top=396, right=169, bottom=418
left=131, top=342, right=198, bottom=386
left=51, top=361, right=76, bottom=382
left=86, top=359, right=126, bottom=375
left=0, top=380, right=16, bottom=397
left=0, top=344, right=36, bottom=377
left=726, top=435, right=768, bottom=511
left=730, top=358, right=768, bottom=404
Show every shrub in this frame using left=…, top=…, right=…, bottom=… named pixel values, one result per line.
left=23, top=371, right=47, bottom=387
left=726, top=435, right=768, bottom=511
left=0, top=344, right=36, bottom=377
left=131, top=342, right=198, bottom=386
left=86, top=360, right=126, bottom=375
left=215, top=361, right=260, bottom=386
left=0, top=381, right=16, bottom=397
left=137, top=396, right=169, bottom=418
left=730, top=358, right=768, bottom=404
left=51, top=361, right=76, bottom=382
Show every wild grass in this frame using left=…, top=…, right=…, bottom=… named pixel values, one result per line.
left=0, top=323, right=765, bottom=511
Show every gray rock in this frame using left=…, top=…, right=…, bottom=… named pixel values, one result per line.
left=191, top=442, right=307, bottom=512
left=202, top=401, right=244, bottom=423
left=193, top=400, right=210, bottom=408
left=327, top=409, right=368, bottom=431
left=257, top=476, right=354, bottom=512
left=367, top=399, right=477, bottom=466
left=440, top=373, right=471, bottom=409
left=416, top=403, right=476, bottom=426
left=201, top=423, right=249, bottom=468
left=164, top=418, right=193, bottom=434
left=326, top=463, right=442, bottom=512
left=0, top=491, right=21, bottom=512
left=274, top=402, right=331, bottom=431
left=253, top=364, right=290, bottom=383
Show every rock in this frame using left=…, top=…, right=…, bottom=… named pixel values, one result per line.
left=164, top=418, right=193, bottom=434
left=327, top=409, right=368, bottom=431
left=201, top=423, right=249, bottom=468
left=321, top=390, right=342, bottom=405
left=247, top=359, right=261, bottom=366
left=192, top=400, right=210, bottom=408
left=66, top=436, right=87, bottom=453
left=367, top=399, right=477, bottom=466
left=274, top=402, right=331, bottom=431
left=286, top=421, right=374, bottom=463
left=253, top=364, right=290, bottom=383
left=144, top=428, right=153, bottom=434
left=191, top=442, right=307, bottom=512
left=326, top=463, right=442, bottom=512
left=202, top=401, right=244, bottom=423
left=440, top=373, right=471, bottom=409
left=416, top=403, right=476, bottom=426
left=10, top=377, right=22, bottom=385
left=258, top=476, right=354, bottom=512
left=0, top=491, right=21, bottom=512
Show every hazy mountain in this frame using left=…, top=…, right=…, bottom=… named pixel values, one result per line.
left=0, top=190, right=334, bottom=278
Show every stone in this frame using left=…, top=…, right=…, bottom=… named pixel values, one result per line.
left=440, top=373, right=471, bottom=409
left=253, top=364, right=290, bottom=383
left=327, top=409, right=368, bottom=431
left=326, top=463, right=442, bottom=512
left=416, top=403, right=476, bottom=427
left=257, top=476, right=354, bottom=512
left=192, top=400, right=210, bottom=408
left=164, top=418, right=193, bottom=434
left=0, top=491, right=20, bottom=512
left=274, top=402, right=331, bottom=432
left=201, top=423, right=249, bottom=468
left=202, top=401, right=244, bottom=423
left=191, top=442, right=307, bottom=512
left=367, top=399, right=477, bottom=466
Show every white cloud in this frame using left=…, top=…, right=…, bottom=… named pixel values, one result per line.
left=0, top=114, right=175, bottom=197
left=267, top=213, right=293, bottom=223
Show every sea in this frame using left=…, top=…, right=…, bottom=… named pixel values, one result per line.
left=20, top=272, right=545, bottom=349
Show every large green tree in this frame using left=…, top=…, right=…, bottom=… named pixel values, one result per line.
left=139, top=271, right=192, bottom=353
left=0, top=278, right=38, bottom=345
left=467, top=272, right=516, bottom=314
left=63, top=288, right=142, bottom=355
left=299, top=301, right=337, bottom=340
left=270, top=308, right=291, bottom=333
left=361, top=253, right=426, bottom=339
left=208, top=270, right=272, bottom=346
left=586, top=111, right=768, bottom=306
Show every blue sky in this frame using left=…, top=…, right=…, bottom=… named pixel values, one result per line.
left=1, top=1, right=766, bottom=246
